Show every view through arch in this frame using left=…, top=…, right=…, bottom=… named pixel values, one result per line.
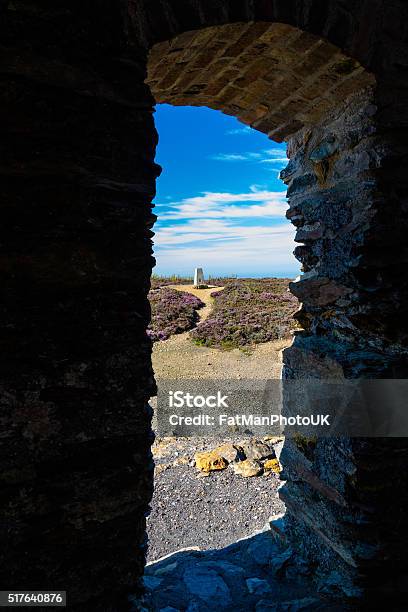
left=142, top=20, right=388, bottom=610
left=147, top=103, right=299, bottom=562
left=4, top=2, right=408, bottom=608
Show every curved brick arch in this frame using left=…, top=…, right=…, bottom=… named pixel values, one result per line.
left=131, top=0, right=390, bottom=73
left=147, top=22, right=374, bottom=141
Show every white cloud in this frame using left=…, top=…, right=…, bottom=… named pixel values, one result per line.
left=153, top=183, right=297, bottom=277
left=260, top=157, right=289, bottom=164
left=159, top=189, right=288, bottom=221
left=153, top=219, right=297, bottom=276
left=264, top=148, right=288, bottom=157
left=249, top=184, right=267, bottom=192
left=247, top=152, right=263, bottom=159
left=211, top=153, right=248, bottom=161
left=225, top=126, right=253, bottom=136
left=209, top=148, right=288, bottom=166
left=154, top=218, right=292, bottom=246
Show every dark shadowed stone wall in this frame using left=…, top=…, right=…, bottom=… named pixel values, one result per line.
left=0, top=2, right=158, bottom=608
left=1, top=0, right=408, bottom=608
left=280, top=85, right=408, bottom=604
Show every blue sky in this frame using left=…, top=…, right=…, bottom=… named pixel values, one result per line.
left=152, top=104, right=299, bottom=278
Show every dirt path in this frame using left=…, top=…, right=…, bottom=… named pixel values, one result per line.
left=174, top=284, right=224, bottom=323
left=152, top=284, right=289, bottom=380
left=148, top=285, right=289, bottom=564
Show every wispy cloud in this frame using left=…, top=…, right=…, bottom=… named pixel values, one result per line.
left=154, top=218, right=292, bottom=247
left=264, top=148, right=288, bottom=157
left=153, top=184, right=297, bottom=276
left=210, top=148, right=288, bottom=167
left=249, top=184, right=267, bottom=191
left=158, top=188, right=288, bottom=221
left=260, top=148, right=288, bottom=164
left=260, top=157, right=289, bottom=164
left=211, top=153, right=248, bottom=161
left=225, top=126, right=254, bottom=136
left=153, top=218, right=297, bottom=276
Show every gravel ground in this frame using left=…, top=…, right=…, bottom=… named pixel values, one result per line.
left=148, top=286, right=288, bottom=564
left=152, top=285, right=289, bottom=381
left=146, top=436, right=285, bottom=563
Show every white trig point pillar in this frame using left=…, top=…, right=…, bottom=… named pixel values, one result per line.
left=194, top=267, right=205, bottom=288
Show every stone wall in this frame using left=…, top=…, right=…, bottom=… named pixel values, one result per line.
left=280, top=85, right=408, bottom=603
left=146, top=15, right=408, bottom=604
left=0, top=3, right=158, bottom=608
left=1, top=0, right=408, bottom=608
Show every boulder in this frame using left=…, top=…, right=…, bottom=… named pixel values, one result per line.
left=143, top=575, right=163, bottom=590
left=246, top=577, right=271, bottom=595
left=233, top=459, right=263, bottom=477
left=263, top=458, right=281, bottom=473
left=242, top=440, right=275, bottom=461
left=256, top=597, right=320, bottom=611
left=183, top=566, right=232, bottom=606
left=214, top=443, right=244, bottom=463
left=194, top=450, right=227, bottom=472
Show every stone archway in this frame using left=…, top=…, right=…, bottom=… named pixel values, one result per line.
left=147, top=22, right=373, bottom=141
left=1, top=1, right=408, bottom=609
left=146, top=20, right=392, bottom=603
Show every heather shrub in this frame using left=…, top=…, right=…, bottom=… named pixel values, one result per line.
left=150, top=275, right=192, bottom=290
left=148, top=287, right=204, bottom=341
left=190, top=278, right=297, bottom=349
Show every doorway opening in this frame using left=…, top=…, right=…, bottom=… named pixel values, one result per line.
left=147, top=103, right=298, bottom=564
left=142, top=19, right=376, bottom=611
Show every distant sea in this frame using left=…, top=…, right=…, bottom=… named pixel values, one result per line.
left=154, top=270, right=299, bottom=279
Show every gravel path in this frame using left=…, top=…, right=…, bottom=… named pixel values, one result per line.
left=146, top=437, right=285, bottom=563
left=148, top=285, right=289, bottom=564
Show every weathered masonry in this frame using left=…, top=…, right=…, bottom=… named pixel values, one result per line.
left=1, top=1, right=408, bottom=609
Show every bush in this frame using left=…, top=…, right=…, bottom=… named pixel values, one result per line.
left=190, top=278, right=297, bottom=349
left=150, top=275, right=193, bottom=290
left=148, top=287, right=204, bottom=341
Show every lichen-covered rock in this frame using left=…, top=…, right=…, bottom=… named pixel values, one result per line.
left=215, top=443, right=244, bottom=463
left=194, top=450, right=228, bottom=472
left=242, top=440, right=275, bottom=461
left=233, top=459, right=263, bottom=477
left=263, top=459, right=281, bottom=473
left=309, top=137, right=338, bottom=162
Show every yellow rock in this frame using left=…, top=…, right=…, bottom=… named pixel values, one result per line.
left=214, top=443, right=243, bottom=463
left=194, top=450, right=228, bottom=472
left=232, top=459, right=263, bottom=477
left=264, top=458, right=281, bottom=473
